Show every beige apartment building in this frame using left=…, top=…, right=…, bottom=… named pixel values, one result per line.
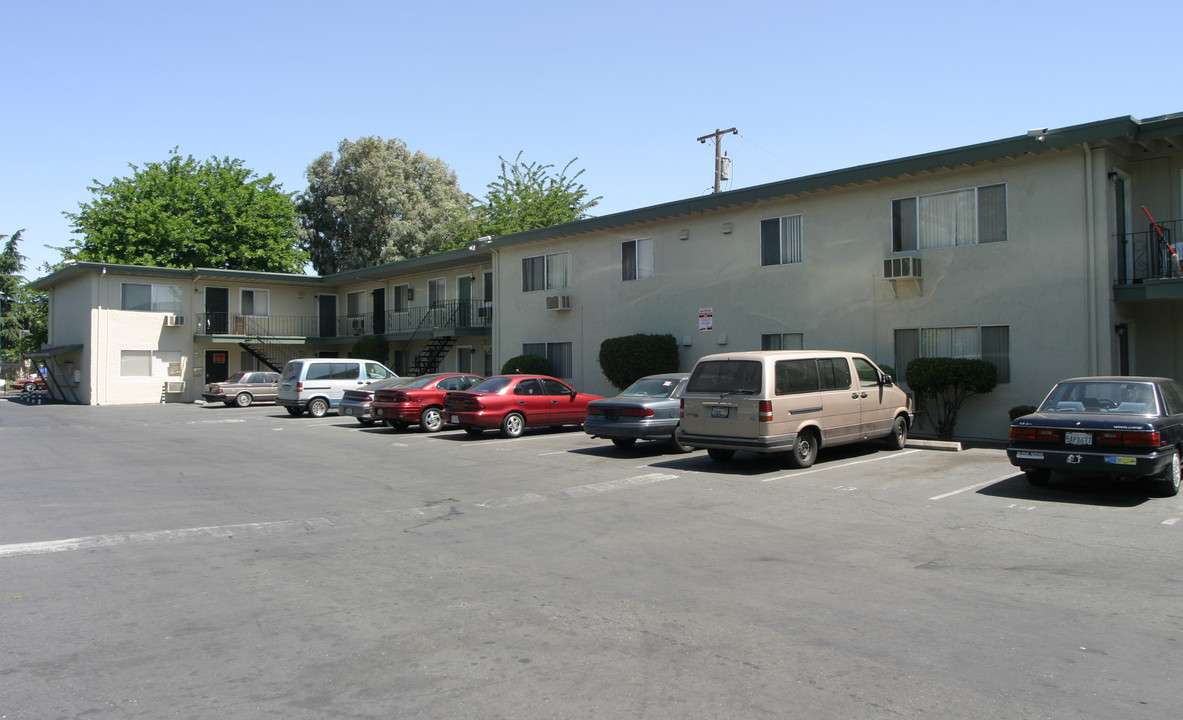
left=30, top=112, right=1183, bottom=441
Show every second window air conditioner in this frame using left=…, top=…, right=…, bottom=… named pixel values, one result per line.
left=545, top=294, right=572, bottom=311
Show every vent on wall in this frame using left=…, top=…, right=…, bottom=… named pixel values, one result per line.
left=165, top=381, right=185, bottom=393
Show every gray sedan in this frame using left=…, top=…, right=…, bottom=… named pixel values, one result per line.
left=338, top=376, right=415, bottom=425
left=584, top=373, right=692, bottom=452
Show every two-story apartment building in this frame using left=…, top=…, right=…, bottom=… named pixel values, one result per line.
left=30, top=112, right=1183, bottom=441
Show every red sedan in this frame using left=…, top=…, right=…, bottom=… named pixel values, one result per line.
left=443, top=375, right=603, bottom=438
left=370, top=373, right=485, bottom=432
left=11, top=376, right=47, bottom=392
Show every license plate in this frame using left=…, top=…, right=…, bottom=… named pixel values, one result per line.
left=341, top=407, right=353, bottom=416
left=1065, top=431, right=1092, bottom=446
left=450, top=415, right=460, bottom=423
left=711, top=406, right=730, bottom=418
left=374, top=408, right=384, bottom=417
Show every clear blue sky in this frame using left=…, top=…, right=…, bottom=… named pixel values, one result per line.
left=5, top=0, right=1180, bottom=278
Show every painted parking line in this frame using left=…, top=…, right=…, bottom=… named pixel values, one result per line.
left=928, top=473, right=1019, bottom=500
left=0, top=473, right=681, bottom=560
left=762, top=449, right=922, bottom=482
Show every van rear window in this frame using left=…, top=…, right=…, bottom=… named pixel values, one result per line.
left=687, top=360, right=762, bottom=394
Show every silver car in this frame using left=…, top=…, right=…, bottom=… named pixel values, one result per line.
left=338, top=376, right=416, bottom=425
left=584, top=373, right=692, bottom=452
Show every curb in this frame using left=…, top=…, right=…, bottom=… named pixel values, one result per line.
left=906, top=439, right=963, bottom=452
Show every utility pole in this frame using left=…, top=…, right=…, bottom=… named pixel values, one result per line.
left=697, top=127, right=737, bottom=194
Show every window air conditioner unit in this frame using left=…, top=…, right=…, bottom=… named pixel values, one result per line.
left=545, top=294, right=572, bottom=311
left=165, top=381, right=185, bottom=394
left=351, top=318, right=365, bottom=335
left=883, top=257, right=922, bottom=280
left=477, top=306, right=492, bottom=320
left=165, top=315, right=185, bottom=326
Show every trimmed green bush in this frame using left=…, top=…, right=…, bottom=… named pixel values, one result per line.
left=598, top=333, right=679, bottom=390
left=501, top=353, right=551, bottom=375
left=351, top=335, right=389, bottom=365
left=1009, top=405, right=1038, bottom=421
left=905, top=357, right=998, bottom=441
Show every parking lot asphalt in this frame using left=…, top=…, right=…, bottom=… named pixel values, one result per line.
left=3, top=399, right=1183, bottom=719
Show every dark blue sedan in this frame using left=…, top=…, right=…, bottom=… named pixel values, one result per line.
left=1007, top=376, right=1183, bottom=496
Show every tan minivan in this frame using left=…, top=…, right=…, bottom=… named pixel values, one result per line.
left=677, top=350, right=912, bottom=467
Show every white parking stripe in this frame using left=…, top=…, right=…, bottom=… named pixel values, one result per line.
left=762, top=449, right=921, bottom=482
left=929, top=473, right=1019, bottom=500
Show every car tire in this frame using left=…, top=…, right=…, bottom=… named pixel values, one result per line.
left=707, top=448, right=735, bottom=462
left=464, top=426, right=485, bottom=437
left=1025, top=468, right=1051, bottom=486
left=611, top=437, right=637, bottom=449
left=785, top=429, right=818, bottom=469
left=286, top=406, right=304, bottom=417
left=234, top=392, right=253, bottom=408
left=885, top=415, right=907, bottom=450
left=387, top=420, right=411, bottom=431
left=1159, top=449, right=1181, bottom=497
left=307, top=398, right=329, bottom=418
left=421, top=407, right=444, bottom=433
left=500, top=412, right=525, bottom=439
left=357, top=418, right=377, bottom=426
left=667, top=433, right=694, bottom=454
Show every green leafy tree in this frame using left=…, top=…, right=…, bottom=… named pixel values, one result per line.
left=905, top=357, right=998, bottom=441
left=64, top=150, right=306, bottom=272
left=1, top=230, right=47, bottom=364
left=598, top=333, right=679, bottom=390
left=472, top=152, right=601, bottom=238
left=297, top=137, right=472, bottom=274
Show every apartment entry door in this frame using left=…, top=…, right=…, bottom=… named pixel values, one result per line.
left=205, top=287, right=229, bottom=334
left=205, top=350, right=230, bottom=383
left=319, top=295, right=337, bottom=338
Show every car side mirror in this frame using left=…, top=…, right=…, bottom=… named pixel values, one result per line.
left=881, top=374, right=894, bottom=387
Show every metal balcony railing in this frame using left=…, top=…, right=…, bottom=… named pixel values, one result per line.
left=1115, top=219, right=1183, bottom=284
left=196, top=299, right=492, bottom=338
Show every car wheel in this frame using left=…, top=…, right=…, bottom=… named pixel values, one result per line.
left=1159, top=449, right=1181, bottom=497
left=886, top=415, right=907, bottom=450
left=307, top=398, right=329, bottom=418
left=421, top=407, right=444, bottom=433
left=1025, top=468, right=1051, bottom=486
left=785, top=429, right=818, bottom=469
left=500, top=412, right=525, bottom=439
left=707, top=448, right=735, bottom=462
left=464, top=426, right=485, bottom=436
left=234, top=392, right=253, bottom=408
left=387, top=420, right=411, bottom=431
left=357, top=417, right=377, bottom=426
left=611, top=437, right=637, bottom=449
left=667, top=432, right=694, bottom=454
left=286, top=406, right=304, bottom=417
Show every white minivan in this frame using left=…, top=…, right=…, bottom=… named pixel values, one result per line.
left=276, top=358, right=398, bottom=418
left=677, top=350, right=912, bottom=468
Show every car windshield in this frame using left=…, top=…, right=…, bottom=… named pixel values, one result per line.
left=621, top=377, right=682, bottom=398
left=1039, top=381, right=1158, bottom=414
left=469, top=377, right=513, bottom=393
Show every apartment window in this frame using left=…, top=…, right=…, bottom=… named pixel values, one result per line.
left=761, top=332, right=804, bottom=351
left=894, top=325, right=1010, bottom=383
left=483, top=271, right=493, bottom=303
left=241, top=289, right=269, bottom=316
left=761, top=214, right=803, bottom=267
left=622, top=238, right=653, bottom=281
left=522, top=252, right=570, bottom=292
left=120, top=350, right=181, bottom=377
left=892, top=184, right=1007, bottom=252
left=428, top=278, right=446, bottom=307
left=522, top=342, right=573, bottom=378
left=393, top=285, right=410, bottom=313
left=346, top=291, right=364, bottom=317
left=120, top=283, right=183, bottom=314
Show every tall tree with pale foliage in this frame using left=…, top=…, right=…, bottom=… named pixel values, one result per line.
left=297, top=137, right=472, bottom=274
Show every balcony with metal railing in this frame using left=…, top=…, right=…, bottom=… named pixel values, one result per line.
left=195, top=299, right=493, bottom=340
left=1113, top=219, right=1183, bottom=301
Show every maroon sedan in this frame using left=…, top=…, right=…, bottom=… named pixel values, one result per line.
left=443, top=375, right=603, bottom=438
left=370, top=373, right=485, bottom=432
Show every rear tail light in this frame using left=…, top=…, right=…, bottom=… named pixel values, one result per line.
left=588, top=406, right=604, bottom=417
left=759, top=400, right=773, bottom=422
left=1097, top=430, right=1161, bottom=447
left=1010, top=427, right=1059, bottom=441
left=679, top=398, right=685, bottom=418
left=296, top=381, right=304, bottom=392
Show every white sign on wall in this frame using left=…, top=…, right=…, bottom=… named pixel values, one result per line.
left=698, top=308, right=713, bottom=332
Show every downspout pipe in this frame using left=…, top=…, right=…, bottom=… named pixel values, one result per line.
left=1083, top=144, right=1097, bottom=375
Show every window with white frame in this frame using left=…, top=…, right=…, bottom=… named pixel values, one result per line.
left=120, top=350, right=182, bottom=377
left=240, top=289, right=269, bottom=316
left=120, top=283, right=184, bottom=314
left=892, top=184, right=1007, bottom=252
left=393, top=285, right=410, bottom=313
left=522, top=252, right=570, bottom=292
left=761, top=332, right=804, bottom=351
left=761, top=214, right=803, bottom=267
left=428, top=278, right=446, bottom=307
left=894, top=325, right=1010, bottom=383
left=622, top=238, right=653, bottom=281
left=522, top=342, right=573, bottom=378
left=346, top=291, right=364, bottom=317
